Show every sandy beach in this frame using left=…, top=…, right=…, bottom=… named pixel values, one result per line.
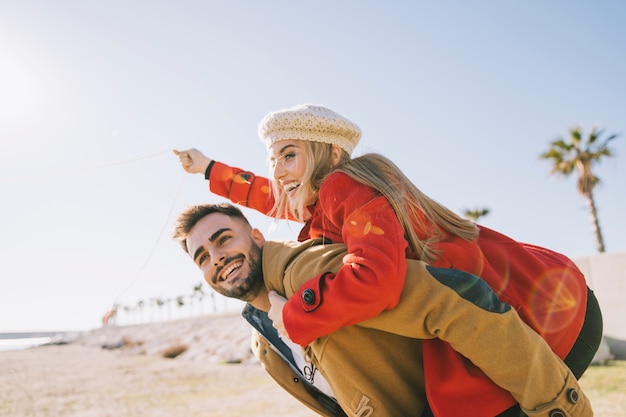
left=1, top=312, right=624, bottom=417
left=0, top=312, right=316, bottom=417
left=0, top=344, right=316, bottom=417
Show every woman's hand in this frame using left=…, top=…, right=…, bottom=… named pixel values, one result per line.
left=268, top=290, right=290, bottom=340
left=173, top=148, right=212, bottom=174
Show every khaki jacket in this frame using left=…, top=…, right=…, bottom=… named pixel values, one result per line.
left=252, top=240, right=591, bottom=417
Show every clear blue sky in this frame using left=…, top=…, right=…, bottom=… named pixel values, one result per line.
left=1, top=1, right=625, bottom=332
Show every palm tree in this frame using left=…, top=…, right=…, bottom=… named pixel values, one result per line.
left=540, top=125, right=619, bottom=253
left=463, top=207, right=490, bottom=222
left=155, top=298, right=165, bottom=321
left=176, top=296, right=185, bottom=318
left=192, top=282, right=205, bottom=315
left=136, top=300, right=145, bottom=323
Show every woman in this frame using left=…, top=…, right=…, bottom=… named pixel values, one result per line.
left=175, top=103, right=601, bottom=416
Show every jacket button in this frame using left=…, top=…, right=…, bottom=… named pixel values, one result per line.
left=549, top=410, right=565, bottom=417
left=302, top=289, right=316, bottom=305
left=567, top=388, right=579, bottom=404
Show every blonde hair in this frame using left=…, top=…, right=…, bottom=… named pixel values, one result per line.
left=268, top=146, right=478, bottom=263
left=336, top=153, right=479, bottom=263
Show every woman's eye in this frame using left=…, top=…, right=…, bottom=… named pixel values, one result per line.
left=284, top=152, right=295, bottom=161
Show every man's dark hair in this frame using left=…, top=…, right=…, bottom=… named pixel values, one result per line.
left=172, top=203, right=250, bottom=253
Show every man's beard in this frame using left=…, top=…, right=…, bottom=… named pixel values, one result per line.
left=216, top=242, right=264, bottom=301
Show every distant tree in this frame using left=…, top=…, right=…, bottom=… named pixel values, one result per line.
left=193, top=282, right=205, bottom=315
left=165, top=297, right=174, bottom=320
left=122, top=305, right=131, bottom=325
left=209, top=291, right=217, bottom=312
left=137, top=300, right=145, bottom=323
left=463, top=207, right=490, bottom=222
left=176, top=295, right=185, bottom=318
left=155, top=297, right=165, bottom=321
left=149, top=297, right=158, bottom=321
left=540, top=125, right=619, bottom=253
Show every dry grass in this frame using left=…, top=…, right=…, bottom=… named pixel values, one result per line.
left=579, top=360, right=626, bottom=417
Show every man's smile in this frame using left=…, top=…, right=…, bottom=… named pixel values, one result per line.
left=219, top=259, right=244, bottom=282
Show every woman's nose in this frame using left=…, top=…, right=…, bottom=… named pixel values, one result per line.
left=272, top=162, right=285, bottom=180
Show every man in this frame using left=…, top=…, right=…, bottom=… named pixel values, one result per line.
left=172, top=203, right=592, bottom=417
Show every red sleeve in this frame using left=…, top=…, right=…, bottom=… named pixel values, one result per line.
left=208, top=161, right=276, bottom=215
left=283, top=173, right=409, bottom=346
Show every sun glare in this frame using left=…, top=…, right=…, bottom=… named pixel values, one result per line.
left=0, top=53, right=41, bottom=128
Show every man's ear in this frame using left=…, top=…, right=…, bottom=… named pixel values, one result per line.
left=251, top=228, right=265, bottom=246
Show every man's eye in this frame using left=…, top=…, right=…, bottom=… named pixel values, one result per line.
left=218, top=235, right=231, bottom=246
left=198, top=254, right=209, bottom=265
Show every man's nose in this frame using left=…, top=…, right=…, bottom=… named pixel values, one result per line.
left=209, top=248, right=226, bottom=266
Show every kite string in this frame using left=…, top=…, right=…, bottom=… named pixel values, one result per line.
left=0, top=149, right=174, bottom=182
left=76, top=149, right=174, bottom=171
left=109, top=172, right=188, bottom=310
left=2, top=147, right=190, bottom=319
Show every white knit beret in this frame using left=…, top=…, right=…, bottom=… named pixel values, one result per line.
left=258, top=104, right=362, bottom=155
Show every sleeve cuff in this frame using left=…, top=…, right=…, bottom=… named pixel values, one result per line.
left=204, top=160, right=216, bottom=180
left=522, top=373, right=592, bottom=417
